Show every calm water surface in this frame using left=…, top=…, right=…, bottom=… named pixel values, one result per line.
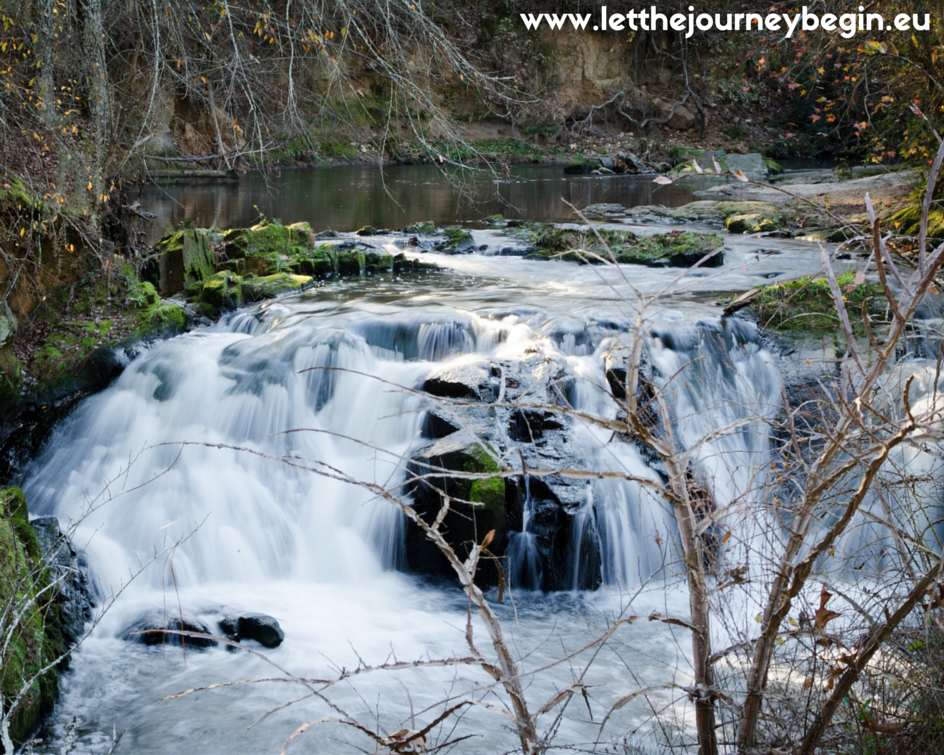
left=140, top=164, right=726, bottom=240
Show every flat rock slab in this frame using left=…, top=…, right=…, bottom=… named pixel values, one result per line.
left=699, top=170, right=916, bottom=207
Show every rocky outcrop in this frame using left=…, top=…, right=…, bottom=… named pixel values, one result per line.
left=153, top=221, right=437, bottom=315
left=0, top=488, right=60, bottom=748
left=31, top=517, right=95, bottom=649
left=517, top=224, right=725, bottom=268
left=405, top=354, right=593, bottom=590
left=433, top=227, right=476, bottom=254
left=0, top=492, right=98, bottom=748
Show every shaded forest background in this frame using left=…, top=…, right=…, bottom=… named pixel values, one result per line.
left=0, top=0, right=940, bottom=395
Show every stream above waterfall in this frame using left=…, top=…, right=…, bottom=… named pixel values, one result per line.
left=21, top=166, right=865, bottom=754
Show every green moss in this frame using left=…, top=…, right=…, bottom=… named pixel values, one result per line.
left=225, top=220, right=313, bottom=258
left=462, top=444, right=505, bottom=512
left=888, top=205, right=944, bottom=239
left=0, top=178, right=43, bottom=211
left=156, top=228, right=220, bottom=285
left=403, top=221, right=437, bottom=235
left=482, top=214, right=506, bottom=225
left=748, top=272, right=887, bottom=335
left=522, top=226, right=724, bottom=267
left=0, top=487, right=59, bottom=747
left=725, top=213, right=781, bottom=233
left=435, top=227, right=475, bottom=253
left=245, top=272, right=312, bottom=298
left=199, top=271, right=242, bottom=310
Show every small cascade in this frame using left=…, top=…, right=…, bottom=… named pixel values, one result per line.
left=646, top=318, right=782, bottom=570
left=505, top=478, right=543, bottom=590
left=568, top=317, right=782, bottom=588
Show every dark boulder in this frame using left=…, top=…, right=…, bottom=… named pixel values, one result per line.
left=125, top=614, right=216, bottom=648
left=219, top=612, right=284, bottom=648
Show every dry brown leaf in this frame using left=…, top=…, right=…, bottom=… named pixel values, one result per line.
left=814, top=585, right=841, bottom=633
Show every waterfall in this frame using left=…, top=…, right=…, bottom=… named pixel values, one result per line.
left=566, top=317, right=782, bottom=589
left=20, top=296, right=788, bottom=753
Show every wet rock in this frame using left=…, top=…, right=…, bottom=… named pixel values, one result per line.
left=406, top=351, right=594, bottom=589
left=402, top=221, right=437, bottom=235
left=616, top=153, right=651, bottom=174
left=582, top=203, right=626, bottom=218
left=219, top=613, right=284, bottom=648
left=405, top=433, right=508, bottom=579
left=433, top=227, right=475, bottom=254
left=31, top=517, right=95, bottom=649
left=126, top=614, right=216, bottom=648
left=423, top=363, right=493, bottom=400
left=508, top=409, right=563, bottom=442
left=421, top=410, right=461, bottom=439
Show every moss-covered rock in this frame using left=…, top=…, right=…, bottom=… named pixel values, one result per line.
left=743, top=272, right=887, bottom=336
left=0, top=487, right=59, bottom=748
left=245, top=272, right=313, bottom=299
left=434, top=227, right=476, bottom=254
left=725, top=213, right=780, bottom=233
left=198, top=271, right=244, bottom=311
left=406, top=435, right=507, bottom=579
left=337, top=249, right=366, bottom=275
left=521, top=225, right=724, bottom=267
left=155, top=228, right=221, bottom=296
left=224, top=219, right=314, bottom=257
left=403, top=221, right=437, bottom=235
left=888, top=204, right=944, bottom=239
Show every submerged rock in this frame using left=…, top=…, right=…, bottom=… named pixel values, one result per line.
left=125, top=614, right=216, bottom=648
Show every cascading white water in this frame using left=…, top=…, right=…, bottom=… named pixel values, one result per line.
left=646, top=317, right=783, bottom=570
left=21, top=287, right=785, bottom=753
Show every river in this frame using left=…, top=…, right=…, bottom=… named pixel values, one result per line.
left=22, top=165, right=846, bottom=753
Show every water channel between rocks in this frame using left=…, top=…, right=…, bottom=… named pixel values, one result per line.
left=26, top=165, right=840, bottom=753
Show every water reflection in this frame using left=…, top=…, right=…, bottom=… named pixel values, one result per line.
left=140, top=163, right=726, bottom=241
